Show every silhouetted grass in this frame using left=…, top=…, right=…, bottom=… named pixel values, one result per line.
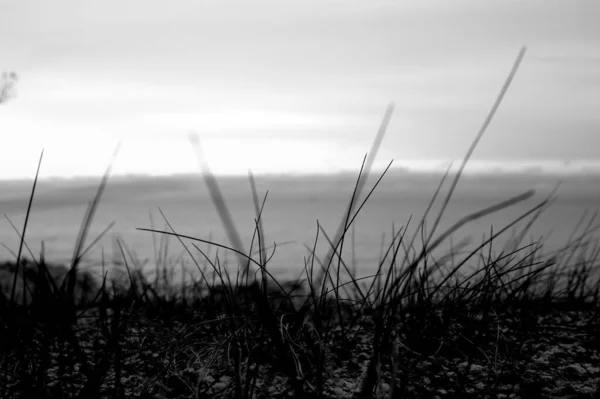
left=1, top=46, right=599, bottom=398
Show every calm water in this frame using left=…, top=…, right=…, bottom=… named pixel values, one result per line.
left=1, top=172, right=600, bottom=283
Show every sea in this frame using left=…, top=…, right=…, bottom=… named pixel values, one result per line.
left=1, top=170, right=600, bottom=286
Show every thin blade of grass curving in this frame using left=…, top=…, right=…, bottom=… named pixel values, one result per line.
left=395, top=164, right=454, bottom=276
left=421, top=46, right=527, bottom=263
left=137, top=228, right=262, bottom=270
left=77, top=221, right=116, bottom=261
left=316, top=155, right=368, bottom=294
left=156, top=207, right=211, bottom=288
left=9, top=149, right=43, bottom=304
left=427, top=189, right=536, bottom=257
left=379, top=46, right=528, bottom=318
left=4, top=212, right=46, bottom=303
left=423, top=195, right=552, bottom=302
left=4, top=213, right=40, bottom=267
left=249, top=171, right=269, bottom=291
left=369, top=221, right=412, bottom=306
left=391, top=190, right=539, bottom=303
left=321, top=104, right=394, bottom=284
left=316, top=225, right=366, bottom=302
left=316, top=159, right=394, bottom=296
left=1, top=242, right=17, bottom=259
left=64, top=144, right=120, bottom=300
left=334, top=154, right=370, bottom=309
left=139, top=227, right=296, bottom=312
left=504, top=183, right=560, bottom=254
left=241, top=190, right=270, bottom=289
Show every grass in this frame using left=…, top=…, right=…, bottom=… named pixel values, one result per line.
left=1, top=46, right=599, bottom=398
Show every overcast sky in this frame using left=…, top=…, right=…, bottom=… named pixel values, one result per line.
left=0, top=0, right=598, bottom=179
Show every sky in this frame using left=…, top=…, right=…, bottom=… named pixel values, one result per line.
left=0, top=0, right=599, bottom=179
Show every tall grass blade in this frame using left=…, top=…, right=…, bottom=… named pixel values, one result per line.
left=9, top=149, right=43, bottom=304
left=249, top=171, right=268, bottom=290
left=322, top=104, right=394, bottom=275
left=63, top=144, right=119, bottom=299
left=69, top=145, right=120, bottom=268
left=189, top=133, right=248, bottom=277
left=423, top=46, right=527, bottom=254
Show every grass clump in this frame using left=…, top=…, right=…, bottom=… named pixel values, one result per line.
left=1, top=46, right=599, bottom=398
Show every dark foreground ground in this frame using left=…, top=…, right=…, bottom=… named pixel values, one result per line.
left=0, top=259, right=599, bottom=399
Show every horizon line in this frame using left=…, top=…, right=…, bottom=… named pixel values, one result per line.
left=3, top=160, right=600, bottom=183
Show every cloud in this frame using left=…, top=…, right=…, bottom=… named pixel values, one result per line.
left=0, top=1, right=599, bottom=178
left=534, top=54, right=600, bottom=66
